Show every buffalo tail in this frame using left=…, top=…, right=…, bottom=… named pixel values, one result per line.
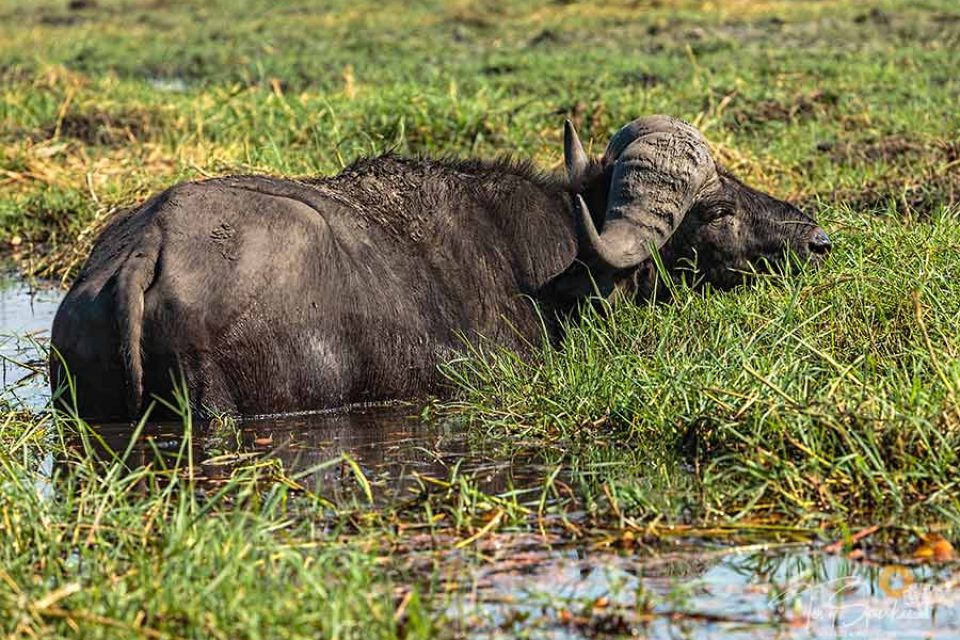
left=115, top=224, right=162, bottom=419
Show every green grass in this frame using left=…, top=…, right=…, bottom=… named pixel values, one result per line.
left=446, top=207, right=960, bottom=528
left=2, top=0, right=959, bottom=275
left=1, top=414, right=439, bottom=639
left=2, top=0, right=960, bottom=636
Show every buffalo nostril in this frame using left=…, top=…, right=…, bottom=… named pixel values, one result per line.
left=808, top=228, right=832, bottom=255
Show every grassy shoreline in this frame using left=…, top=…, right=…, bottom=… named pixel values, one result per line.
left=3, top=0, right=960, bottom=637
left=445, top=203, right=960, bottom=530
left=3, top=0, right=959, bottom=278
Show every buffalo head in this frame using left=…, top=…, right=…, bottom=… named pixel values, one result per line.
left=564, top=115, right=830, bottom=297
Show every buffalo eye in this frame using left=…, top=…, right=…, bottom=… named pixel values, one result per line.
left=704, top=204, right=735, bottom=225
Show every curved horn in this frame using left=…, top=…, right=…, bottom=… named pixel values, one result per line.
left=574, top=194, right=645, bottom=271
left=582, top=116, right=719, bottom=271
left=563, top=119, right=589, bottom=192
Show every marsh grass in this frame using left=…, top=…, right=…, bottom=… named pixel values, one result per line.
left=3, top=0, right=960, bottom=636
left=446, top=204, right=960, bottom=530
left=3, top=0, right=960, bottom=277
left=1, top=407, right=444, bottom=639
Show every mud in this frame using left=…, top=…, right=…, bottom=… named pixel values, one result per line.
left=528, top=29, right=561, bottom=47
left=854, top=8, right=892, bottom=26
left=820, top=136, right=924, bottom=164
left=43, top=107, right=165, bottom=146
left=729, top=90, right=839, bottom=130
left=816, top=137, right=960, bottom=215
left=831, top=174, right=960, bottom=216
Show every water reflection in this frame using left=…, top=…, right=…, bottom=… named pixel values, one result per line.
left=78, top=406, right=552, bottom=502
left=455, top=546, right=960, bottom=638
left=0, top=277, right=62, bottom=409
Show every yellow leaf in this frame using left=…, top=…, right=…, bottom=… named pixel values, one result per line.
left=913, top=533, right=955, bottom=562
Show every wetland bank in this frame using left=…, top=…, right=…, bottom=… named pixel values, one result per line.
left=3, top=0, right=960, bottom=637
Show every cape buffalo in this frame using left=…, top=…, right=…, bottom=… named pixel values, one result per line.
left=50, top=115, right=831, bottom=421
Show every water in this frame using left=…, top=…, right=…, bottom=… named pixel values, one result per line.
left=147, top=76, right=188, bottom=93
left=2, top=275, right=958, bottom=638
left=85, top=407, right=550, bottom=501
left=449, top=545, right=960, bottom=638
left=0, top=276, right=63, bottom=409
left=0, top=274, right=548, bottom=497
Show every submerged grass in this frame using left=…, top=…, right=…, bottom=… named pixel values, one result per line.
left=3, top=0, right=960, bottom=636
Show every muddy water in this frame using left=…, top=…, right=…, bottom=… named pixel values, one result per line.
left=3, top=276, right=958, bottom=638
left=85, top=407, right=549, bottom=501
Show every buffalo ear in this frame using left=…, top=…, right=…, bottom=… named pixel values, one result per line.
left=564, top=120, right=589, bottom=193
